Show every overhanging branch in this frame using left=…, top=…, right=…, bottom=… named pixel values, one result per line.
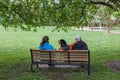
left=89, top=1, right=116, bottom=10
left=0, top=1, right=8, bottom=9
left=79, top=5, right=86, bottom=19
left=110, top=0, right=120, bottom=9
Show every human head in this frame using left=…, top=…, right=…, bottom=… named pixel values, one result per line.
left=42, top=36, right=49, bottom=42
left=40, top=36, right=49, bottom=45
left=75, top=35, right=81, bottom=41
left=58, top=39, right=67, bottom=47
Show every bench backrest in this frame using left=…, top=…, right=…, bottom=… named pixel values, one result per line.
left=69, top=50, right=89, bottom=62
left=30, top=49, right=90, bottom=64
left=31, top=50, right=50, bottom=61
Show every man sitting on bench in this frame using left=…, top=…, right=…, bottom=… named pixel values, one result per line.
left=69, top=35, right=88, bottom=50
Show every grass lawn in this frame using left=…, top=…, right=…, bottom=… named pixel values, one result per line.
left=0, top=27, right=120, bottom=80
left=111, top=27, right=120, bottom=32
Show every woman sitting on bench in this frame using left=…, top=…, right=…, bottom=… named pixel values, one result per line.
left=39, top=36, right=55, bottom=50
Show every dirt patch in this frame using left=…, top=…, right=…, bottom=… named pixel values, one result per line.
left=42, top=68, right=68, bottom=80
left=42, top=67, right=84, bottom=80
left=44, top=71, right=67, bottom=80
left=106, top=60, right=120, bottom=72
left=39, top=64, right=82, bottom=80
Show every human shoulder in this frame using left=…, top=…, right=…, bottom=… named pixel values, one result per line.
left=81, top=40, right=87, bottom=44
left=75, top=40, right=86, bottom=46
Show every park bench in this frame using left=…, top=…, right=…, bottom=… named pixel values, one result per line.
left=30, top=49, right=90, bottom=75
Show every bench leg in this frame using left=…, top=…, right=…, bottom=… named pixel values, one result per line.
left=87, top=64, right=90, bottom=75
left=48, top=62, right=55, bottom=67
left=48, top=62, right=52, bottom=67
left=31, top=63, right=33, bottom=72
left=88, top=50, right=90, bottom=76
left=36, top=62, right=38, bottom=68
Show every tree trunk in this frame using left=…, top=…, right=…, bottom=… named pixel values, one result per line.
left=106, top=18, right=114, bottom=34
left=91, top=26, right=93, bottom=31
left=81, top=27, right=84, bottom=31
left=89, top=22, right=94, bottom=31
left=106, top=25, right=110, bottom=33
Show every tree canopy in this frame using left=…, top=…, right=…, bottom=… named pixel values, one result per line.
left=0, top=0, right=120, bottom=31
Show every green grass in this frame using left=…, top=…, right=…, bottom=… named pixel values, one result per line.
left=0, top=26, right=120, bottom=80
left=111, top=27, right=120, bottom=32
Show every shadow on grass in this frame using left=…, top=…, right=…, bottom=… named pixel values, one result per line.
left=2, top=62, right=92, bottom=80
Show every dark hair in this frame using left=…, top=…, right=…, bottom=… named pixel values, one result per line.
left=59, top=39, right=67, bottom=47
left=40, top=36, right=49, bottom=46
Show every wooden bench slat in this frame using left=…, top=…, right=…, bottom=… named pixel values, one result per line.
left=33, top=53, right=40, bottom=56
left=32, top=53, right=49, bottom=55
left=70, top=53, right=88, bottom=55
left=69, top=56, right=88, bottom=58
left=69, top=50, right=89, bottom=52
left=70, top=62, right=88, bottom=64
left=33, top=58, right=41, bottom=60
left=52, top=58, right=68, bottom=61
left=70, top=59, right=88, bottom=61
left=37, top=58, right=50, bottom=60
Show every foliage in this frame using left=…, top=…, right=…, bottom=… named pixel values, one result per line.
left=0, top=0, right=120, bottom=31
left=0, top=27, right=120, bottom=80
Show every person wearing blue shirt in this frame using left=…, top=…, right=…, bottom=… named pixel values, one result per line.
left=39, top=36, right=54, bottom=50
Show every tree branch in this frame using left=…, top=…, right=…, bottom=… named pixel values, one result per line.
left=89, top=1, right=116, bottom=10
left=79, top=5, right=86, bottom=19
left=110, top=0, right=120, bottom=9
left=13, top=7, right=26, bottom=22
left=0, top=1, right=8, bottom=9
left=55, top=3, right=66, bottom=10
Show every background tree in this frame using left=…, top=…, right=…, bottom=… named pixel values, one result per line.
left=0, top=0, right=120, bottom=31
